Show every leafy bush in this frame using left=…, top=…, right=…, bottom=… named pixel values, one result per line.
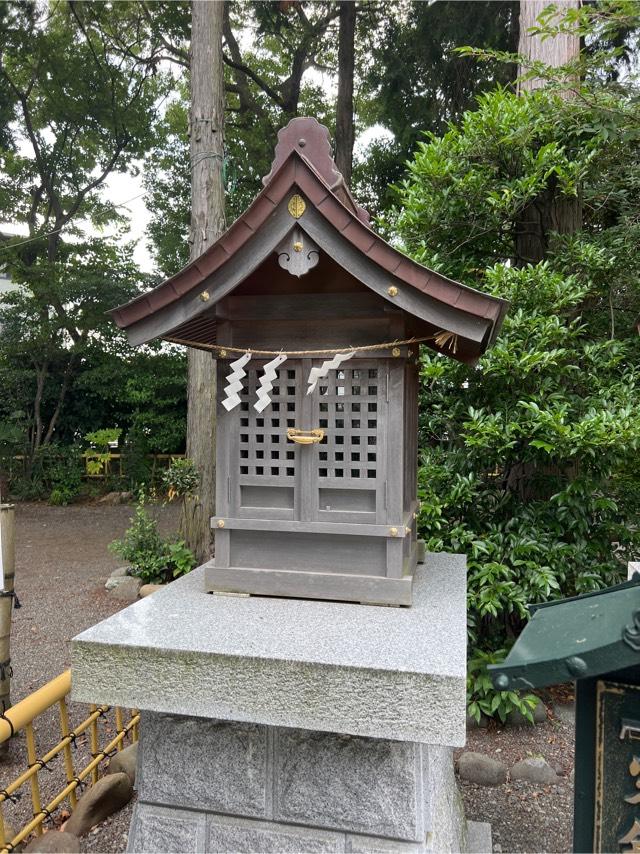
left=467, top=649, right=538, bottom=724
left=393, top=67, right=640, bottom=717
left=85, top=428, right=122, bottom=477
left=121, top=423, right=151, bottom=491
left=13, top=444, right=84, bottom=503
left=109, top=493, right=196, bottom=584
left=161, top=457, right=199, bottom=501
left=49, top=487, right=74, bottom=506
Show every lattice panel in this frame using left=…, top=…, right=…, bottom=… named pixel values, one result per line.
left=238, top=364, right=298, bottom=478
left=314, top=363, right=380, bottom=480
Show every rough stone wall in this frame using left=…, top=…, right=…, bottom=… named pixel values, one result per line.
left=127, top=712, right=466, bottom=853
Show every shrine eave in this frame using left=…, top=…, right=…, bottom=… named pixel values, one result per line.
left=110, top=141, right=508, bottom=364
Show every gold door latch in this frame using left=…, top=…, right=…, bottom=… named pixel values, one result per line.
left=286, top=427, right=325, bottom=445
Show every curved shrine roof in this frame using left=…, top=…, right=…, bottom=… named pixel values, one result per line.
left=110, top=118, right=508, bottom=364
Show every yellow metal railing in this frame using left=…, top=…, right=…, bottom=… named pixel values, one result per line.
left=0, top=670, right=139, bottom=853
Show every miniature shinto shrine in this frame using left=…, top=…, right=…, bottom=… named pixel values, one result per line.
left=110, top=117, right=507, bottom=605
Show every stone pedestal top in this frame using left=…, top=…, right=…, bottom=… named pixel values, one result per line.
left=72, top=553, right=466, bottom=745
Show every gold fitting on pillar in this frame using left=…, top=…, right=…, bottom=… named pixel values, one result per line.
left=389, top=527, right=398, bottom=537
left=200, top=290, right=210, bottom=302
left=387, top=285, right=398, bottom=297
left=293, top=241, right=303, bottom=252
left=391, top=347, right=401, bottom=357
left=405, top=526, right=411, bottom=535
left=217, top=519, right=225, bottom=529
left=219, top=349, right=227, bottom=358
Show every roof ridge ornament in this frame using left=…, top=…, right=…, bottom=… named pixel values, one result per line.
left=263, top=117, right=342, bottom=189
left=262, top=117, right=370, bottom=225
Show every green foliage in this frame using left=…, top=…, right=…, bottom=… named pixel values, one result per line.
left=393, top=25, right=640, bottom=718
left=109, top=493, right=196, bottom=584
left=467, top=649, right=538, bottom=724
left=84, top=428, right=122, bottom=477
left=161, top=458, right=199, bottom=501
left=10, top=444, right=84, bottom=503
left=121, top=424, right=151, bottom=492
left=355, top=1, right=519, bottom=216
left=0, top=1, right=163, bottom=466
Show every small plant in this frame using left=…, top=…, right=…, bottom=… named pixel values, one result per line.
left=49, top=487, right=71, bottom=506
left=109, top=492, right=195, bottom=584
left=467, top=648, right=538, bottom=724
left=166, top=540, right=196, bottom=578
left=85, top=428, right=122, bottom=477
left=161, top=457, right=199, bottom=501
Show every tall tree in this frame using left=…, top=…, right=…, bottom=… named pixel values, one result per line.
left=515, top=0, right=581, bottom=264
left=517, top=0, right=580, bottom=94
left=183, top=0, right=226, bottom=564
left=0, top=2, right=158, bottom=463
left=354, top=1, right=520, bottom=215
left=335, top=1, right=356, bottom=184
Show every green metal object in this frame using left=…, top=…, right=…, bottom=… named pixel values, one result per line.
left=489, top=576, right=640, bottom=853
left=489, top=577, right=640, bottom=692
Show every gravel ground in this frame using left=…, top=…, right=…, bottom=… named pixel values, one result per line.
left=0, top=501, right=179, bottom=853
left=458, top=701, right=576, bottom=853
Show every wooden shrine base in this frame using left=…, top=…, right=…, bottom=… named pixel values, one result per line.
left=204, top=564, right=414, bottom=607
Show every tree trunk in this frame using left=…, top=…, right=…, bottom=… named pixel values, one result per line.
left=515, top=0, right=580, bottom=265
left=335, top=1, right=356, bottom=185
left=182, top=0, right=226, bottom=565
left=517, top=0, right=579, bottom=96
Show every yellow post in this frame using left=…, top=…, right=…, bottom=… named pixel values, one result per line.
left=0, top=800, right=6, bottom=848
left=24, top=723, right=43, bottom=837
left=0, top=671, right=70, bottom=744
left=89, top=704, right=99, bottom=785
left=58, top=698, right=77, bottom=808
left=115, top=707, right=124, bottom=751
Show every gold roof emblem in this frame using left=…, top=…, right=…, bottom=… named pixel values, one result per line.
left=287, top=194, right=306, bottom=218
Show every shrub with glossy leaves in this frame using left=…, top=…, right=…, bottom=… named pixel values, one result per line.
left=393, top=80, right=640, bottom=717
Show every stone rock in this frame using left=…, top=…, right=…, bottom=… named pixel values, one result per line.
left=24, top=832, right=81, bottom=852
left=109, top=566, right=129, bottom=579
left=554, top=702, right=575, bottom=726
left=139, top=584, right=165, bottom=598
left=107, top=577, right=142, bottom=601
left=466, top=712, right=489, bottom=729
left=457, top=752, right=507, bottom=787
left=98, top=491, right=130, bottom=505
left=65, top=772, right=133, bottom=836
left=510, top=757, right=558, bottom=785
left=506, top=700, right=547, bottom=726
left=107, top=741, right=138, bottom=786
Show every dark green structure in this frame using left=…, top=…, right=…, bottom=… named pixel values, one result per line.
left=489, top=576, right=640, bottom=853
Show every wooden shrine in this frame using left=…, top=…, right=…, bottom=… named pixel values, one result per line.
left=110, top=117, right=507, bottom=606
left=489, top=576, right=640, bottom=853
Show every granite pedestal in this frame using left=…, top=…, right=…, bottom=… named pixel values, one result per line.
left=72, top=554, right=477, bottom=853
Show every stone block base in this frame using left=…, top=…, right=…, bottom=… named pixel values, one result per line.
left=127, top=712, right=467, bottom=853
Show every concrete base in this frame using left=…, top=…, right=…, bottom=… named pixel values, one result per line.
left=72, top=553, right=469, bottom=852
left=127, top=712, right=467, bottom=854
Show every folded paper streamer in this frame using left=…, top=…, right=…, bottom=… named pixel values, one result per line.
left=222, top=352, right=252, bottom=412
left=306, top=352, right=355, bottom=395
left=255, top=354, right=288, bottom=412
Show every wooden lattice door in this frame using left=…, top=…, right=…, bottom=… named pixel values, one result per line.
left=232, top=360, right=303, bottom=520
left=310, top=359, right=387, bottom=526
left=227, top=358, right=388, bottom=525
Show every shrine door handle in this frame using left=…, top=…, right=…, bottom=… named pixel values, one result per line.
left=286, top=428, right=325, bottom=445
